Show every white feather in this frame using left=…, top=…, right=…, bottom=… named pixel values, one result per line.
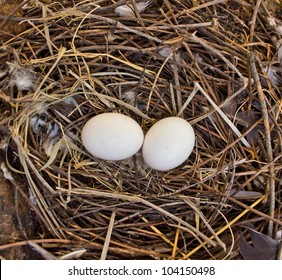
left=0, top=69, right=8, bottom=79
left=267, top=17, right=276, bottom=28
left=276, top=25, right=282, bottom=35
left=47, top=122, right=60, bottom=139
left=276, top=230, right=282, bottom=239
left=278, top=45, right=282, bottom=65
left=114, top=1, right=151, bottom=17
left=122, top=90, right=136, bottom=101
left=8, top=64, right=35, bottom=90
left=30, top=114, right=60, bottom=139
left=263, top=66, right=281, bottom=85
left=1, top=162, right=14, bottom=181
left=30, top=115, right=47, bottom=135
left=158, top=47, right=172, bottom=57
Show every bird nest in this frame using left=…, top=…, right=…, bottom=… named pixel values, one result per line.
left=0, top=0, right=281, bottom=260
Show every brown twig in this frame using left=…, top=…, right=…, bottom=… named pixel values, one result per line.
left=249, top=54, right=275, bottom=237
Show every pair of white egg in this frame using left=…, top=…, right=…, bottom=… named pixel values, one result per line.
left=81, top=113, right=195, bottom=171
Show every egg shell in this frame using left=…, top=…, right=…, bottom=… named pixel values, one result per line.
left=142, top=117, right=195, bottom=171
left=81, top=113, right=144, bottom=161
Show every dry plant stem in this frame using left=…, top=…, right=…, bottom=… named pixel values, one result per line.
left=231, top=0, right=252, bottom=8
left=141, top=216, right=186, bottom=258
left=1, top=0, right=281, bottom=260
left=26, top=20, right=59, bottom=52
left=220, top=193, right=282, bottom=227
left=42, top=6, right=53, bottom=56
left=239, top=154, right=281, bottom=189
left=195, top=169, right=282, bottom=227
left=33, top=47, right=67, bottom=100
left=195, top=82, right=251, bottom=148
left=0, top=0, right=29, bottom=29
left=68, top=71, right=152, bottom=120
left=0, top=239, right=73, bottom=252
left=173, top=117, right=263, bottom=180
left=278, top=242, right=282, bottom=260
left=249, top=54, right=275, bottom=237
left=57, top=187, right=218, bottom=247
left=249, top=0, right=262, bottom=44
left=11, top=136, right=65, bottom=239
left=0, top=232, right=164, bottom=258
left=18, top=8, right=162, bottom=44
left=100, top=210, right=116, bottom=260
left=171, top=218, right=181, bottom=259
left=65, top=227, right=168, bottom=259
left=214, top=208, right=235, bottom=260
left=146, top=52, right=173, bottom=111
left=182, top=197, right=226, bottom=251
left=190, top=33, right=247, bottom=89
left=27, top=241, right=58, bottom=260
left=0, top=152, right=57, bottom=236
left=71, top=6, right=101, bottom=50
left=179, top=0, right=226, bottom=14
left=87, top=13, right=163, bottom=44
left=177, top=85, right=198, bottom=117
left=183, top=195, right=266, bottom=259
left=173, top=55, right=183, bottom=114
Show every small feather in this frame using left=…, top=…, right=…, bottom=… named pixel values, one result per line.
left=278, top=45, right=282, bottom=65
left=8, top=64, right=35, bottom=90
left=263, top=66, right=281, bottom=85
left=276, top=230, right=282, bottom=239
left=0, top=162, right=14, bottom=181
left=276, top=25, right=282, bottom=35
left=122, top=90, right=136, bottom=102
left=158, top=47, right=172, bottom=57
left=114, top=1, right=151, bottom=17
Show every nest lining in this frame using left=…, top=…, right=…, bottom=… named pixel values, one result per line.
left=0, top=0, right=281, bottom=260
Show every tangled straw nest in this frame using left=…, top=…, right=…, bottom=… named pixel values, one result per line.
left=0, top=0, right=281, bottom=259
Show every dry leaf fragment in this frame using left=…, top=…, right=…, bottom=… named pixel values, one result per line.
left=229, top=189, right=262, bottom=200
left=239, top=223, right=279, bottom=260
left=60, top=249, right=87, bottom=260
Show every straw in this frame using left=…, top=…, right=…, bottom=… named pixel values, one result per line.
left=1, top=0, right=281, bottom=259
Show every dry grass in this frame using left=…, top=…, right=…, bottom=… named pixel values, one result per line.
left=0, top=0, right=281, bottom=259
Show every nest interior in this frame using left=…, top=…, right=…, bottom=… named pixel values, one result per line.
left=0, top=0, right=281, bottom=259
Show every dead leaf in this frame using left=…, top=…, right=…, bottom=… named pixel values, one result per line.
left=229, top=189, right=263, bottom=200
left=239, top=223, right=279, bottom=260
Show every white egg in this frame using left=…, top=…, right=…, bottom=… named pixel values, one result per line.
left=142, top=117, right=195, bottom=171
left=81, top=113, right=144, bottom=161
